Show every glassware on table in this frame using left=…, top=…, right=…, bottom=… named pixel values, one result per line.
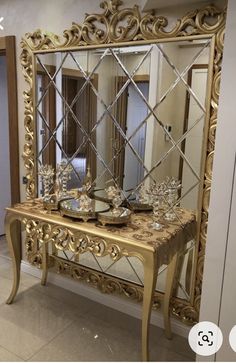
left=78, top=193, right=93, bottom=212
left=76, top=166, right=93, bottom=212
left=56, top=161, right=73, bottom=199
left=136, top=183, right=149, bottom=204
left=164, top=177, right=182, bottom=222
left=148, top=182, right=167, bottom=230
left=105, top=185, right=123, bottom=215
left=84, top=166, right=92, bottom=190
left=38, top=164, right=54, bottom=197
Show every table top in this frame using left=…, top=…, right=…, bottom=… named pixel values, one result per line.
left=6, top=199, right=196, bottom=262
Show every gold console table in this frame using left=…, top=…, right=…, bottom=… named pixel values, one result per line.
left=4, top=200, right=196, bottom=361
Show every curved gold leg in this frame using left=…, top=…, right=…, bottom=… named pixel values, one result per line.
left=185, top=248, right=194, bottom=295
left=163, top=253, right=178, bottom=339
left=142, top=252, right=158, bottom=361
left=41, top=242, right=48, bottom=286
left=4, top=212, right=21, bottom=304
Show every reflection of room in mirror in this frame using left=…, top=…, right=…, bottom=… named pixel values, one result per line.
left=34, top=39, right=211, bottom=298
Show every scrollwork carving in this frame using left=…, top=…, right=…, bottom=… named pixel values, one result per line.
left=53, top=256, right=161, bottom=307
left=23, top=218, right=128, bottom=263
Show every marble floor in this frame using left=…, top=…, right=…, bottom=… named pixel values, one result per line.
left=0, top=236, right=195, bottom=362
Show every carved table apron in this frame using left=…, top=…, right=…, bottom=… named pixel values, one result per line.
left=4, top=200, right=196, bottom=361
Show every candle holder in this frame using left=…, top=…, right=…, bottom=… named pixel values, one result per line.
left=38, top=164, right=54, bottom=197
left=148, top=182, right=167, bottom=230
left=105, top=185, right=123, bottom=215
left=56, top=161, right=73, bottom=199
left=164, top=177, right=181, bottom=222
left=136, top=183, right=149, bottom=204
left=128, top=183, right=152, bottom=211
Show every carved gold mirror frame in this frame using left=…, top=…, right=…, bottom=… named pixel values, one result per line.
left=20, top=0, right=226, bottom=323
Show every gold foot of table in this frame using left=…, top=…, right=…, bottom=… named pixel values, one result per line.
left=163, top=253, right=178, bottom=340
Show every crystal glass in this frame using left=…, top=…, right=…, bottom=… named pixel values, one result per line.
left=105, top=185, right=123, bottom=215
left=112, top=194, right=123, bottom=214
left=164, top=177, right=181, bottom=222
left=38, top=165, right=54, bottom=197
left=136, top=183, right=149, bottom=204
left=148, top=182, right=167, bottom=230
left=56, top=161, right=73, bottom=198
left=78, top=194, right=93, bottom=212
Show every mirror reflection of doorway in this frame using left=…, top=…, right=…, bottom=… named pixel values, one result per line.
left=62, top=74, right=98, bottom=187
left=114, top=76, right=149, bottom=190
left=123, top=82, right=149, bottom=191
left=36, top=66, right=98, bottom=191
left=179, top=64, right=208, bottom=209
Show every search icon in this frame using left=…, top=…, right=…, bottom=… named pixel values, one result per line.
left=202, top=335, right=210, bottom=343
left=188, top=321, right=223, bottom=356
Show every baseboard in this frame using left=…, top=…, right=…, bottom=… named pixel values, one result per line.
left=21, top=260, right=190, bottom=338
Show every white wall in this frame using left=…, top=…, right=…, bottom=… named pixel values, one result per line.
left=198, top=0, right=236, bottom=360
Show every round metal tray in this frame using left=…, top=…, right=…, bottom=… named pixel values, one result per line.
left=98, top=207, right=132, bottom=226
left=59, top=198, right=110, bottom=221
left=129, top=200, right=153, bottom=212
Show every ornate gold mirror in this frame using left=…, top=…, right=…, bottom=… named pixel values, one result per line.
left=21, top=1, right=225, bottom=323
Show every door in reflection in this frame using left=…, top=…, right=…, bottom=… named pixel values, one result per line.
left=123, top=81, right=149, bottom=191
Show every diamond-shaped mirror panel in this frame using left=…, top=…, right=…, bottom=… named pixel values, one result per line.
left=35, top=38, right=211, bottom=298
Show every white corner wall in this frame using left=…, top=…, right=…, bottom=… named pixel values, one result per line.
left=199, top=0, right=236, bottom=360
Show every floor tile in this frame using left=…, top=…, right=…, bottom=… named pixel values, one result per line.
left=0, top=275, right=35, bottom=305
left=151, top=345, right=192, bottom=362
left=0, top=288, right=82, bottom=360
left=0, top=255, right=10, bottom=267
left=88, top=298, right=163, bottom=339
left=0, top=345, right=23, bottom=361
left=28, top=314, right=141, bottom=362
left=153, top=331, right=195, bottom=360
left=0, top=236, right=9, bottom=258
left=0, top=257, right=41, bottom=289
left=33, top=282, right=99, bottom=314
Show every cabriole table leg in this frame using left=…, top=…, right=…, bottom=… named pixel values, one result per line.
left=4, top=212, right=21, bottom=304
left=41, top=241, right=48, bottom=286
left=163, top=253, right=178, bottom=339
left=142, top=251, right=158, bottom=361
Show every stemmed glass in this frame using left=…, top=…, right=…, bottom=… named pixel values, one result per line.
left=105, top=185, right=123, bottom=215
left=77, top=167, right=93, bottom=212
left=148, top=182, right=167, bottom=230
left=135, top=183, right=149, bottom=204
left=164, top=177, right=181, bottom=222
